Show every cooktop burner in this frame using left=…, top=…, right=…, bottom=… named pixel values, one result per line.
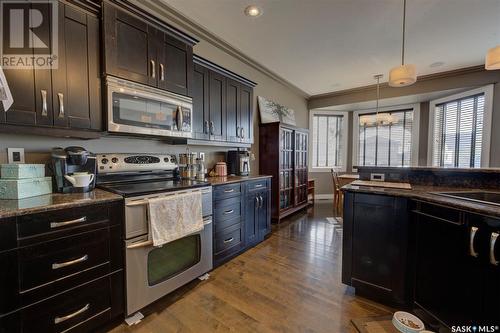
left=98, top=179, right=209, bottom=197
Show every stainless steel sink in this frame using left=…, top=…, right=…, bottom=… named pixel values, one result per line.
left=434, top=191, right=500, bottom=206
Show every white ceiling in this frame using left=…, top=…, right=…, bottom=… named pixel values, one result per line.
left=160, top=0, right=500, bottom=96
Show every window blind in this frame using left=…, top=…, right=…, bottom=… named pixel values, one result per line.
left=358, top=109, right=413, bottom=167
left=432, top=94, right=484, bottom=168
left=312, top=114, right=344, bottom=168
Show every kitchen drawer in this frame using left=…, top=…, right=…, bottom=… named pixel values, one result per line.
left=214, top=223, right=243, bottom=254
left=246, top=179, right=268, bottom=192
left=413, top=201, right=462, bottom=225
left=214, top=216, right=241, bottom=234
left=213, top=183, right=241, bottom=200
left=19, top=276, right=111, bottom=333
left=17, top=204, right=117, bottom=243
left=214, top=199, right=242, bottom=222
left=18, top=228, right=110, bottom=292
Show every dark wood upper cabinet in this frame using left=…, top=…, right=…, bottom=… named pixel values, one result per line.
left=53, top=3, right=101, bottom=130
left=103, top=3, right=154, bottom=86
left=192, top=64, right=210, bottom=140
left=226, top=78, right=240, bottom=142
left=208, top=70, right=226, bottom=141
left=157, top=34, right=193, bottom=96
left=103, top=2, right=194, bottom=97
left=1, top=1, right=101, bottom=132
left=192, top=56, right=256, bottom=145
left=239, top=84, right=253, bottom=143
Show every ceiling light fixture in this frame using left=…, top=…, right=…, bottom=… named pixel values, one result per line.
left=485, top=45, right=500, bottom=70
left=244, top=5, right=263, bottom=17
left=389, top=0, right=416, bottom=87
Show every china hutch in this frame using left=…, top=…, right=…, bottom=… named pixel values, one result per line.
left=259, top=122, right=309, bottom=222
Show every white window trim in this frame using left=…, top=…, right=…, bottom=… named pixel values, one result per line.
left=308, top=110, right=349, bottom=173
left=352, top=103, right=421, bottom=171
left=427, top=85, right=494, bottom=168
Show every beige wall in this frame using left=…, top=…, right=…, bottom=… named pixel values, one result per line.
left=0, top=4, right=309, bottom=172
left=308, top=67, right=500, bottom=195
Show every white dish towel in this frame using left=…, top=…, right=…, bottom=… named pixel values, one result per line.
left=147, top=191, right=204, bottom=247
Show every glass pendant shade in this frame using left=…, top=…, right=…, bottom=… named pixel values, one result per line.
left=388, top=64, right=416, bottom=87
left=485, top=45, right=500, bottom=70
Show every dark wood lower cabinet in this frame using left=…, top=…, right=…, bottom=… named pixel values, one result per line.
left=343, top=192, right=411, bottom=307
left=343, top=191, right=500, bottom=330
left=213, top=178, right=271, bottom=267
left=0, top=201, right=124, bottom=332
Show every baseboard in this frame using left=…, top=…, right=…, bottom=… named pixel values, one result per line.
left=315, top=194, right=333, bottom=200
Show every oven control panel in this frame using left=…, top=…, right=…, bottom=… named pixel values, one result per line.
left=97, top=154, right=177, bottom=173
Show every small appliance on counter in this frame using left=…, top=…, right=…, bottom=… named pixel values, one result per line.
left=227, top=149, right=250, bottom=176
left=51, top=146, right=97, bottom=193
left=0, top=164, right=52, bottom=200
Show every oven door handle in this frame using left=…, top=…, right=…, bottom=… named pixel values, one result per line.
left=126, top=240, right=154, bottom=249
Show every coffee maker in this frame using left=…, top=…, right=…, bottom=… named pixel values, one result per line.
left=51, top=146, right=97, bottom=193
left=227, top=149, right=250, bottom=176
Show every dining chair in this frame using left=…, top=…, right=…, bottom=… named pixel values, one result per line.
left=331, top=168, right=342, bottom=215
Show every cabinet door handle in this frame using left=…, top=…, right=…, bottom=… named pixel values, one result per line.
left=224, top=188, right=234, bottom=193
left=236, top=126, right=240, bottom=138
left=255, top=196, right=259, bottom=207
left=150, top=59, right=156, bottom=79
left=159, top=63, right=165, bottom=81
left=240, top=127, right=245, bottom=139
left=490, top=232, right=499, bottom=266
left=224, top=237, right=234, bottom=244
left=223, top=209, right=234, bottom=215
left=210, top=121, right=215, bottom=135
left=469, top=226, right=479, bottom=258
left=259, top=195, right=264, bottom=208
left=54, top=303, right=89, bottom=324
left=254, top=184, right=264, bottom=188
left=41, top=90, right=48, bottom=116
left=204, top=120, right=209, bottom=134
left=57, top=93, right=64, bottom=118
left=52, top=254, right=88, bottom=270
left=50, top=216, right=86, bottom=229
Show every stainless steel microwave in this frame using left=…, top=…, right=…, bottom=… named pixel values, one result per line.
left=106, top=76, right=193, bottom=138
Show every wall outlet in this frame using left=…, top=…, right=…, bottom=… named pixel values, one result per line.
left=7, top=148, right=25, bottom=164
left=370, top=173, right=385, bottom=182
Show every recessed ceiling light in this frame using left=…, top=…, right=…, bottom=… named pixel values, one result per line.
left=430, top=61, right=445, bottom=68
left=244, top=5, right=263, bottom=17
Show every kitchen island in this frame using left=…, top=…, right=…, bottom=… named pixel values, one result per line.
left=341, top=167, right=500, bottom=331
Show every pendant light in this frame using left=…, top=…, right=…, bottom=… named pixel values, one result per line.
left=374, top=74, right=387, bottom=125
left=485, top=45, right=500, bottom=70
left=389, top=0, right=417, bottom=87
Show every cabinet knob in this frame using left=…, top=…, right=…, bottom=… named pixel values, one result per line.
left=240, top=127, right=245, bottom=139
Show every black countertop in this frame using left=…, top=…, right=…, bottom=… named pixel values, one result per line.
left=342, top=184, right=500, bottom=218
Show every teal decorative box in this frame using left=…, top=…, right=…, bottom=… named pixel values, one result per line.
left=1, top=164, right=46, bottom=179
left=0, top=177, right=52, bottom=199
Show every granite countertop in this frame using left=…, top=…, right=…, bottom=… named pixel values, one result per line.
left=207, top=175, right=272, bottom=186
left=0, top=189, right=123, bottom=219
left=342, top=184, right=500, bottom=218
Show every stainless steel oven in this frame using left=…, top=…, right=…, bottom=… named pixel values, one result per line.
left=124, top=187, right=212, bottom=315
left=106, top=76, right=193, bottom=138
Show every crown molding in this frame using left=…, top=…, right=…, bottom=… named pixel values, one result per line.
left=311, top=65, right=488, bottom=100
left=308, top=65, right=500, bottom=109
left=134, top=0, right=310, bottom=99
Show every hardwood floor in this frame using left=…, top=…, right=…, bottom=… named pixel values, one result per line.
left=108, top=200, right=392, bottom=333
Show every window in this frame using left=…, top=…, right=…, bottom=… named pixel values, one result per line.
left=429, top=86, right=493, bottom=168
left=356, top=109, right=414, bottom=167
left=309, top=111, right=348, bottom=171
